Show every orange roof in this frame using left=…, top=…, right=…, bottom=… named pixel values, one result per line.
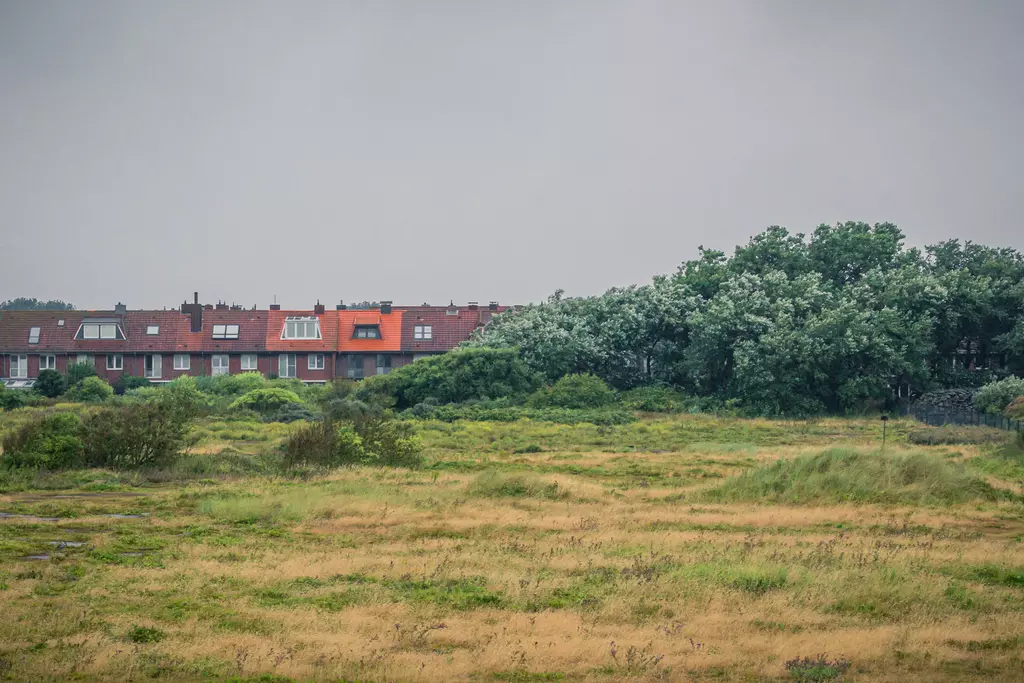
left=264, top=310, right=338, bottom=352
left=338, top=310, right=402, bottom=352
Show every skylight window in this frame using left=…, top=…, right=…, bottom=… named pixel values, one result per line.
left=212, top=324, right=240, bottom=339
left=282, top=316, right=321, bottom=340
left=28, top=327, right=40, bottom=344
left=147, top=325, right=160, bottom=335
left=57, top=320, right=65, bottom=327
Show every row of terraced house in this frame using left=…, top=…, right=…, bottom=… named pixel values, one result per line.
left=0, top=294, right=507, bottom=387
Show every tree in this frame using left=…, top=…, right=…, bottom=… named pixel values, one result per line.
left=0, top=298, right=74, bottom=310
left=34, top=369, right=67, bottom=398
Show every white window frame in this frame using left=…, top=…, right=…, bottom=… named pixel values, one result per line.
left=76, top=354, right=92, bottom=367
left=212, top=324, right=239, bottom=340
left=10, top=354, right=28, bottom=379
left=211, top=354, right=230, bottom=376
left=146, top=325, right=160, bottom=335
left=281, top=317, right=322, bottom=340
left=241, top=354, right=258, bottom=371
left=28, top=326, right=41, bottom=344
left=308, top=353, right=325, bottom=370
left=173, top=354, right=190, bottom=371
left=278, top=354, right=297, bottom=378
left=82, top=324, right=100, bottom=339
left=144, top=354, right=162, bottom=379
left=106, top=354, right=123, bottom=371
left=100, top=324, right=117, bottom=339
left=39, top=354, right=56, bottom=371
left=413, top=325, right=432, bottom=340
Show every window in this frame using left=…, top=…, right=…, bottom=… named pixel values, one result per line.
left=354, top=326, right=380, bottom=339
left=146, top=325, right=159, bottom=335
left=278, top=354, right=296, bottom=378
left=28, top=326, right=41, bottom=344
left=347, top=354, right=364, bottom=379
left=212, top=354, right=230, bottom=376
left=241, top=354, right=258, bottom=371
left=39, top=354, right=56, bottom=371
left=106, top=354, right=123, bottom=371
left=57, top=319, right=65, bottom=327
left=212, top=324, right=239, bottom=340
left=76, top=322, right=123, bottom=340
left=413, top=325, right=432, bottom=340
left=10, top=355, right=27, bottom=379
left=376, top=354, right=392, bottom=375
left=76, top=354, right=92, bottom=367
left=308, top=353, right=325, bottom=370
left=144, top=354, right=162, bottom=379
left=173, top=354, right=190, bottom=371
left=282, top=317, right=321, bottom=340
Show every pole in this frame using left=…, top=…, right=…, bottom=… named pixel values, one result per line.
left=881, top=414, right=888, bottom=451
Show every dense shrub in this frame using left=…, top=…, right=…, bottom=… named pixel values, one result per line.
left=974, top=376, right=1024, bottom=414
left=34, top=369, right=67, bottom=398
left=193, top=372, right=268, bottom=396
left=265, top=402, right=318, bottom=423
left=1, top=412, right=84, bottom=469
left=530, top=373, right=615, bottom=409
left=0, top=384, right=27, bottom=410
left=111, top=373, right=150, bottom=395
left=282, top=421, right=365, bottom=468
left=356, top=416, right=423, bottom=467
left=356, top=348, right=541, bottom=409
left=229, top=387, right=304, bottom=414
left=66, top=362, right=97, bottom=386
left=64, top=376, right=114, bottom=403
left=619, top=385, right=690, bottom=413
left=82, top=402, right=196, bottom=470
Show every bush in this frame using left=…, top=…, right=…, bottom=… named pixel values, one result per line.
left=195, top=372, right=267, bottom=397
left=64, top=376, right=114, bottom=403
left=531, top=373, right=615, bottom=409
left=356, top=348, right=541, bottom=409
left=111, top=373, right=150, bottom=395
left=356, top=416, right=423, bottom=468
left=34, top=369, right=67, bottom=398
left=229, top=387, right=304, bottom=414
left=974, top=376, right=1024, bottom=414
left=706, top=448, right=1005, bottom=506
left=82, top=399, right=195, bottom=470
left=265, top=402, right=317, bottom=423
left=0, top=384, right=27, bottom=411
left=1005, top=396, right=1024, bottom=419
left=282, top=421, right=365, bottom=468
left=1, top=411, right=85, bottom=469
left=66, top=362, right=97, bottom=386
left=619, top=385, right=690, bottom=413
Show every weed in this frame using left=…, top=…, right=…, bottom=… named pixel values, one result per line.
left=784, top=654, right=851, bottom=682
left=125, top=625, right=166, bottom=644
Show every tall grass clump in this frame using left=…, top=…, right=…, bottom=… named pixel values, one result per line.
left=468, top=471, right=567, bottom=500
left=705, top=448, right=1005, bottom=506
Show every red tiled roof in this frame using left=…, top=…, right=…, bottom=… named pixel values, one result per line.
left=264, top=311, right=338, bottom=352
left=339, top=310, right=403, bottom=352
left=399, top=307, right=506, bottom=353
left=184, top=309, right=270, bottom=353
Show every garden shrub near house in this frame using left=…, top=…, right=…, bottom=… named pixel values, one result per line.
left=229, top=387, right=304, bottom=414
left=65, top=362, right=97, bottom=387
left=64, top=376, right=114, bottom=403
left=1, top=411, right=84, bottom=469
left=34, top=369, right=67, bottom=399
left=0, top=383, right=27, bottom=411
left=111, top=373, right=150, bottom=395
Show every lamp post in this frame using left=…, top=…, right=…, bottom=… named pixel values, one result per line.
left=881, top=414, right=889, bottom=451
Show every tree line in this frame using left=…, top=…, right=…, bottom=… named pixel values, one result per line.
left=473, top=222, right=1024, bottom=415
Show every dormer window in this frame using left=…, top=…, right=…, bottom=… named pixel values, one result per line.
left=353, top=325, right=380, bottom=339
left=75, top=321, right=125, bottom=341
left=147, top=325, right=160, bottom=335
left=212, top=324, right=239, bottom=339
left=282, top=316, right=321, bottom=340
left=28, top=327, right=40, bottom=344
left=413, top=325, right=432, bottom=340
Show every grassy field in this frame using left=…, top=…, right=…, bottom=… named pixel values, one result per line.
left=1, top=414, right=1023, bottom=681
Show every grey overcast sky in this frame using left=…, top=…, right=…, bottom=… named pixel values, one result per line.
left=1, top=1, right=1022, bottom=310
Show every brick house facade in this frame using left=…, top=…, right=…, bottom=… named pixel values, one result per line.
left=0, top=297, right=507, bottom=385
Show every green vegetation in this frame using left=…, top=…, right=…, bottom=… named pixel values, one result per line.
left=704, top=448, right=1004, bottom=506
left=974, top=375, right=1024, bottom=414
left=63, top=375, right=114, bottom=403
left=33, top=369, right=67, bottom=399
left=529, top=373, right=616, bottom=409
left=229, top=387, right=304, bottom=414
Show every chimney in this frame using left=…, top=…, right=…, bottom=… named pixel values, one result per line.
left=114, top=302, right=127, bottom=315
left=215, top=300, right=229, bottom=311
left=181, top=293, right=203, bottom=333
left=489, top=301, right=499, bottom=311
left=336, top=301, right=347, bottom=310
left=468, top=301, right=479, bottom=311
left=380, top=300, right=392, bottom=314
left=314, top=299, right=326, bottom=315
left=446, top=300, right=458, bottom=316
left=269, top=303, right=281, bottom=311
left=204, top=304, right=214, bottom=310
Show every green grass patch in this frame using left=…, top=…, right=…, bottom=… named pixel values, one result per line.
left=467, top=472, right=567, bottom=500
